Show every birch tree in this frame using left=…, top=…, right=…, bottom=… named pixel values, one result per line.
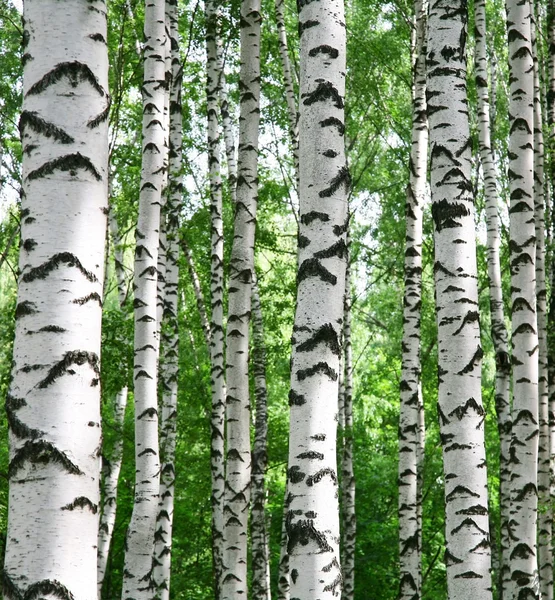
left=3, top=1, right=109, bottom=598
left=205, top=0, right=226, bottom=594
left=427, top=0, right=493, bottom=595
left=286, top=0, right=348, bottom=598
left=505, top=0, right=539, bottom=595
left=474, top=0, right=511, bottom=595
left=398, top=0, right=427, bottom=595
left=122, top=0, right=167, bottom=596
left=221, top=0, right=261, bottom=596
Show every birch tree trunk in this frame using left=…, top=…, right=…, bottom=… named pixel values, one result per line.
left=97, top=208, right=130, bottom=599
left=505, top=0, right=539, bottom=595
left=3, top=1, right=109, bottom=598
left=205, top=0, right=226, bottom=595
left=427, top=0, right=493, bottom=596
left=122, top=0, right=167, bottom=597
left=531, top=7, right=551, bottom=598
left=341, top=240, right=355, bottom=600
left=153, top=2, right=182, bottom=597
left=286, top=1, right=348, bottom=598
left=398, top=0, right=427, bottom=595
left=251, top=275, right=272, bottom=600
left=474, top=1, right=512, bottom=596
left=221, top=0, right=261, bottom=597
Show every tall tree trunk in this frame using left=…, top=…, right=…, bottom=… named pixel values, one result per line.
left=505, top=0, right=539, bottom=595
left=3, top=1, right=109, bottom=597
left=221, top=0, right=261, bottom=596
left=122, top=0, right=167, bottom=597
left=532, top=6, right=551, bottom=598
left=251, top=275, right=272, bottom=600
left=427, top=0, right=493, bottom=596
left=97, top=208, right=130, bottom=599
left=274, top=0, right=300, bottom=192
left=474, top=0, right=512, bottom=597
left=153, top=2, right=182, bottom=598
left=205, top=0, right=226, bottom=595
left=286, top=0, right=348, bottom=598
left=277, top=492, right=291, bottom=600
left=341, top=239, right=356, bottom=600
left=398, top=0, right=427, bottom=595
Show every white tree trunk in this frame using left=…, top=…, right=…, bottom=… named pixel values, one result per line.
left=427, top=0, right=493, bottom=597
left=251, top=275, right=272, bottom=600
left=122, top=0, right=167, bottom=597
left=398, top=0, right=427, bottom=596
left=4, top=1, right=109, bottom=598
left=505, top=0, right=539, bottom=596
left=286, top=1, right=348, bottom=598
left=277, top=491, right=291, bottom=600
left=474, top=1, right=512, bottom=596
left=152, top=2, right=181, bottom=598
left=221, top=0, right=261, bottom=596
left=205, top=0, right=226, bottom=595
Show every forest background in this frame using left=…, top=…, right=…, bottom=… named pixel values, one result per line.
left=0, top=0, right=525, bottom=597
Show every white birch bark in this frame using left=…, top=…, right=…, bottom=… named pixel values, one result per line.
left=474, top=1, right=512, bottom=597
left=286, top=1, right=348, bottom=598
left=251, top=275, right=272, bottom=600
left=205, top=0, right=226, bottom=595
left=427, top=0, right=493, bottom=596
left=152, top=2, right=181, bottom=598
left=277, top=492, right=291, bottom=600
left=3, top=1, right=109, bottom=598
left=505, top=0, right=539, bottom=595
left=341, top=241, right=355, bottom=600
left=274, top=0, right=300, bottom=191
left=398, top=0, right=427, bottom=595
left=221, top=0, right=261, bottom=596
left=531, top=8, right=551, bottom=598
left=122, top=0, right=167, bottom=597
left=97, top=208, right=130, bottom=599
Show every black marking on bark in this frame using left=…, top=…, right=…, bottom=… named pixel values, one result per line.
left=27, top=152, right=101, bottom=182
left=135, top=370, right=153, bottom=380
left=512, top=323, right=536, bottom=336
left=456, top=345, right=483, bottom=375
left=512, top=297, right=534, bottom=312
left=309, top=45, right=340, bottom=60
left=432, top=199, right=470, bottom=231
left=323, top=149, right=338, bottom=158
left=20, top=111, right=74, bottom=144
left=314, top=238, right=348, bottom=260
left=445, top=485, right=480, bottom=501
left=456, top=504, right=488, bottom=515
left=297, top=451, right=324, bottom=460
left=510, top=117, right=532, bottom=134
left=297, top=361, right=337, bottom=381
left=298, top=259, right=337, bottom=285
left=451, top=517, right=488, bottom=536
left=514, top=482, right=537, bottom=501
left=320, top=116, right=345, bottom=135
left=323, top=574, right=342, bottom=594
left=5, top=395, right=43, bottom=439
left=445, top=549, right=464, bottom=566
left=452, top=311, right=479, bottom=335
left=291, top=569, right=299, bottom=584
left=510, top=543, right=535, bottom=560
left=37, top=350, right=99, bottom=388
left=22, top=252, right=97, bottom=283
left=319, top=167, right=351, bottom=198
left=448, top=397, right=485, bottom=420
left=303, top=81, right=344, bottom=109
left=87, top=103, right=110, bottom=129
left=72, top=292, right=102, bottom=306
left=15, top=301, right=37, bottom=318
left=513, top=409, right=537, bottom=426
left=311, top=433, right=326, bottom=441
left=454, top=571, right=483, bottom=579
left=22, top=238, right=37, bottom=252
left=61, top=496, right=98, bottom=513
left=288, top=466, right=306, bottom=483
left=22, top=52, right=33, bottom=66
left=9, top=440, right=82, bottom=477
left=138, top=448, right=157, bottom=457
left=306, top=467, right=337, bottom=486
left=289, top=389, right=306, bottom=406
left=301, top=211, right=330, bottom=225
left=144, top=142, right=160, bottom=153
left=286, top=516, right=333, bottom=553
left=227, top=448, right=245, bottom=462
left=298, top=234, right=311, bottom=248
left=27, top=61, right=106, bottom=97
left=298, top=19, right=320, bottom=36
left=89, top=32, right=106, bottom=43
left=297, top=323, right=341, bottom=355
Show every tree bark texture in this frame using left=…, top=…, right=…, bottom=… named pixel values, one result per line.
left=398, top=0, right=427, bottom=595
left=505, top=0, right=539, bottom=595
left=4, top=1, right=109, bottom=598
left=221, top=0, right=261, bottom=597
left=122, top=0, right=167, bottom=597
left=286, top=1, right=349, bottom=598
left=427, top=0, right=493, bottom=596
